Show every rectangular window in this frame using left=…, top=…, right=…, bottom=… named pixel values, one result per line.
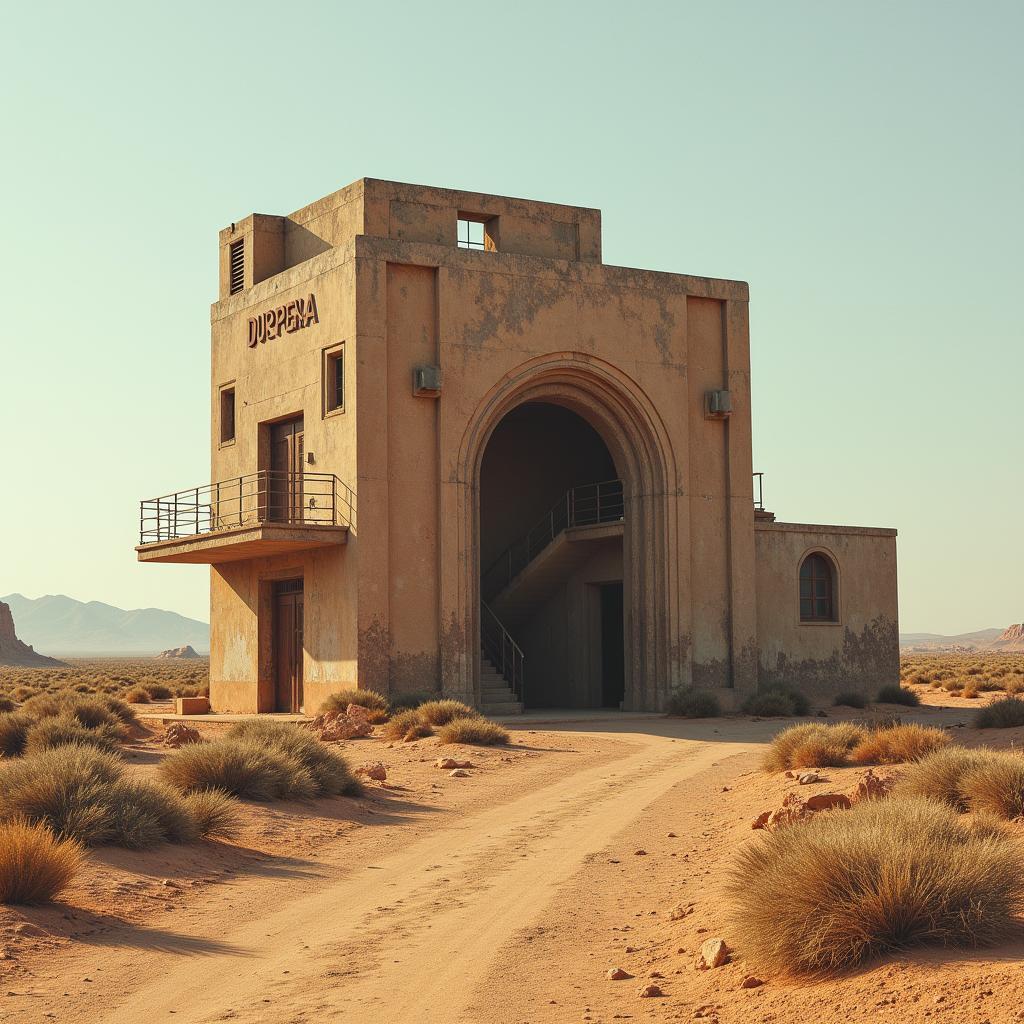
left=457, top=215, right=497, bottom=251
left=219, top=385, right=236, bottom=444
left=229, top=238, right=245, bottom=294
left=323, top=345, right=345, bottom=415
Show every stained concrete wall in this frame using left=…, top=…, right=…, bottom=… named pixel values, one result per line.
left=754, top=522, right=899, bottom=699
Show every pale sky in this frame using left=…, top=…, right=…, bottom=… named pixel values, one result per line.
left=1, top=1, right=1020, bottom=634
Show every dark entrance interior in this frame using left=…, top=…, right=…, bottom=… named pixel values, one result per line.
left=273, top=578, right=304, bottom=712
left=479, top=401, right=625, bottom=709
left=269, top=416, right=304, bottom=522
left=600, top=582, right=625, bottom=708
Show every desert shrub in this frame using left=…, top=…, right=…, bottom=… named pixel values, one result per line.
left=417, top=700, right=477, bottom=726
left=382, top=709, right=434, bottom=742
left=105, top=780, right=198, bottom=848
left=181, top=789, right=240, bottom=840
left=389, top=691, right=436, bottom=711
left=729, top=796, right=1024, bottom=975
left=666, top=688, right=721, bottom=718
left=144, top=684, right=173, bottom=700
left=896, top=746, right=992, bottom=810
left=124, top=686, right=150, bottom=703
left=0, top=712, right=33, bottom=757
left=99, top=696, right=139, bottom=726
left=0, top=819, right=82, bottom=905
left=319, top=688, right=389, bottom=716
left=833, top=691, right=868, bottom=709
left=19, top=694, right=66, bottom=720
left=743, top=687, right=810, bottom=718
left=437, top=718, right=510, bottom=746
left=227, top=720, right=360, bottom=796
left=961, top=754, right=1024, bottom=820
left=962, top=685, right=981, bottom=699
left=11, top=687, right=37, bottom=702
left=851, top=723, right=950, bottom=765
left=159, top=737, right=317, bottom=800
left=762, top=722, right=867, bottom=772
left=976, top=695, right=1024, bottom=730
left=876, top=684, right=920, bottom=707
left=23, top=716, right=123, bottom=757
left=61, top=696, right=124, bottom=731
left=0, top=697, right=16, bottom=714
left=0, top=745, right=124, bottom=845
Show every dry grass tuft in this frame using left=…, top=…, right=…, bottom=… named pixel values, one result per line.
left=319, top=688, right=389, bottom=721
left=159, top=737, right=317, bottom=801
left=961, top=754, right=1024, bottom=820
left=896, top=746, right=992, bottom=810
left=416, top=700, right=476, bottom=726
left=976, top=695, right=1024, bottom=729
left=0, top=712, right=33, bottom=757
left=851, top=723, right=950, bottom=764
left=23, top=716, right=124, bottom=757
left=227, top=720, right=360, bottom=796
left=437, top=718, right=510, bottom=746
left=729, top=796, right=1024, bottom=975
left=762, top=723, right=867, bottom=773
left=0, top=818, right=82, bottom=905
left=181, top=789, right=240, bottom=840
left=382, top=709, right=434, bottom=742
left=666, top=689, right=721, bottom=718
left=876, top=684, right=920, bottom=706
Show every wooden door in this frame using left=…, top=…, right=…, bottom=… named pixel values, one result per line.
left=273, top=580, right=304, bottom=712
left=269, top=416, right=304, bottom=523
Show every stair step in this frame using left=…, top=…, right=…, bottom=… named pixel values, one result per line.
left=480, top=701, right=523, bottom=715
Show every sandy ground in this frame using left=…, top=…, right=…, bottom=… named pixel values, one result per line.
left=2, top=704, right=1023, bottom=1024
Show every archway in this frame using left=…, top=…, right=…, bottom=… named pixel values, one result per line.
left=450, top=354, right=682, bottom=712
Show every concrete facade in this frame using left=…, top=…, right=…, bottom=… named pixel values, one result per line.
left=137, top=178, right=899, bottom=713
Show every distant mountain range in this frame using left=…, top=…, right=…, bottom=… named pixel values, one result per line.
left=1, top=593, right=209, bottom=656
left=900, top=626, right=1023, bottom=653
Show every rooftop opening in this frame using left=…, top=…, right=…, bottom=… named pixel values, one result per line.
left=228, top=238, right=245, bottom=294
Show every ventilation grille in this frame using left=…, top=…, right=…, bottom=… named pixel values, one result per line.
left=229, top=239, right=245, bottom=294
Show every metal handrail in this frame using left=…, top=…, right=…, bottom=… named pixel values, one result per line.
left=481, top=478, right=625, bottom=598
left=481, top=601, right=524, bottom=704
left=138, top=471, right=355, bottom=545
left=753, top=472, right=764, bottom=511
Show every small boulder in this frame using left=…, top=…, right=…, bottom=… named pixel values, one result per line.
left=606, top=967, right=633, bottom=981
left=668, top=905, right=692, bottom=920
left=449, top=768, right=471, bottom=778
left=637, top=984, right=664, bottom=998
left=163, top=723, right=202, bottom=748
left=751, top=810, right=772, bottom=830
left=740, top=976, right=764, bottom=989
left=698, top=938, right=730, bottom=970
left=435, top=758, right=473, bottom=770
left=797, top=771, right=822, bottom=785
left=634, top=849, right=648, bottom=856
left=805, top=792, right=852, bottom=812
left=850, top=768, right=895, bottom=803
left=357, top=763, right=387, bottom=782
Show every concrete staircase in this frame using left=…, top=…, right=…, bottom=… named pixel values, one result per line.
left=479, top=649, right=523, bottom=715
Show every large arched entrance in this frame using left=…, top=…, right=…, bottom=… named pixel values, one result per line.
left=479, top=402, right=625, bottom=709
left=449, top=354, right=682, bottom=713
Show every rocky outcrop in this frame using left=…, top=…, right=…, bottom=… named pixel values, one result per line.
left=156, top=645, right=202, bottom=659
left=989, top=624, right=1024, bottom=652
left=0, top=601, right=67, bottom=667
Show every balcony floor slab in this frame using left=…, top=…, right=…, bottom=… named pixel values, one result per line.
left=136, top=523, right=348, bottom=564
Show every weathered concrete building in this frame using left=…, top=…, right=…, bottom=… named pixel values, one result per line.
left=136, top=179, right=898, bottom=714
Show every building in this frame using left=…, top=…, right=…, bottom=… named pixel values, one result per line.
left=136, top=179, right=899, bottom=714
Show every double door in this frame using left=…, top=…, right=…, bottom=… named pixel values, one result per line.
left=273, top=579, right=304, bottom=713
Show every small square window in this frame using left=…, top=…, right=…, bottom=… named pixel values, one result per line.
left=458, top=217, right=492, bottom=251
left=219, top=385, right=236, bottom=444
left=323, top=346, right=345, bottom=415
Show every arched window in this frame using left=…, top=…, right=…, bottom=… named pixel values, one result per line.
left=799, top=553, right=836, bottom=622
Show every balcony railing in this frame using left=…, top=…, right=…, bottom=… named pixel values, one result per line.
left=139, top=471, right=353, bottom=546
left=753, top=471, right=764, bottom=511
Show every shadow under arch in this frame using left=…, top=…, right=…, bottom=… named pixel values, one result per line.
left=450, top=352, right=682, bottom=711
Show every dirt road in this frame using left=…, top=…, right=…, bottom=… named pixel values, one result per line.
left=4, top=719, right=769, bottom=1024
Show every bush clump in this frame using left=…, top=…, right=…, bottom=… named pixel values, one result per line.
left=437, top=718, right=510, bottom=746
left=23, top=716, right=124, bottom=757
left=833, top=691, right=868, bottom=709
left=382, top=709, right=434, bottom=742
left=876, top=684, right=920, bottom=707
left=961, top=752, right=1024, bottom=820
left=0, top=818, right=82, bottom=905
left=666, top=688, right=720, bottom=718
left=319, top=688, right=389, bottom=719
left=0, top=712, right=33, bottom=757
left=389, top=691, right=437, bottom=711
left=226, top=720, right=360, bottom=796
left=124, top=686, right=150, bottom=703
left=742, top=686, right=811, bottom=718
left=763, top=722, right=867, bottom=772
left=850, top=723, right=949, bottom=765
left=0, top=745, right=232, bottom=847
left=144, top=684, right=174, bottom=701
left=416, top=700, right=477, bottom=726
left=975, top=695, right=1024, bottom=730
left=728, top=796, right=1024, bottom=975
left=896, top=746, right=992, bottom=811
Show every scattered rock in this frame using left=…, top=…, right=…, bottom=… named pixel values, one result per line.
left=751, top=810, right=771, bottom=830
left=649, top=970, right=664, bottom=978
left=740, top=975, right=764, bottom=989
left=310, top=709, right=372, bottom=741
left=357, top=763, right=387, bottom=782
left=797, top=771, right=822, bottom=785
left=668, top=905, right=692, bottom=920
left=666, top=832, right=678, bottom=838
left=634, top=849, right=648, bottom=856
left=163, top=723, right=202, bottom=748
left=435, top=758, right=473, bottom=770
left=698, top=938, right=730, bottom=970
left=637, top=984, right=664, bottom=998
left=804, top=792, right=853, bottom=812
left=606, top=967, right=633, bottom=980
left=449, top=768, right=471, bottom=778
left=850, top=768, right=896, bottom=803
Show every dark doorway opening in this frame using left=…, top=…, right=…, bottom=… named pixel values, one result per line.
left=268, top=416, right=304, bottom=523
left=273, top=578, right=304, bottom=712
left=600, top=582, right=625, bottom=708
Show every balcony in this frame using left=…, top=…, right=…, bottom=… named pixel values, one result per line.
left=136, top=472, right=352, bottom=564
